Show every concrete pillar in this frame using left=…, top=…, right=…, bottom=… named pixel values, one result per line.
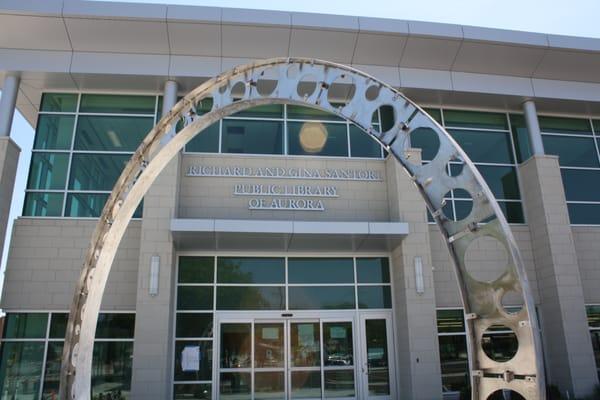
left=386, top=150, right=443, bottom=400
left=0, top=73, right=21, bottom=275
left=522, top=100, right=545, bottom=156
left=130, top=80, right=179, bottom=400
left=519, top=155, right=599, bottom=397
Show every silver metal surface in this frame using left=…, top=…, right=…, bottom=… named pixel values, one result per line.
left=59, top=57, right=545, bottom=400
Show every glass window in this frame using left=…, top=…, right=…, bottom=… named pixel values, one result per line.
left=509, top=114, right=532, bottom=163
left=287, top=122, right=348, bottom=157
left=424, top=108, right=442, bottom=124
left=177, top=287, right=214, bottom=310
left=27, top=152, right=69, bottom=190
left=220, top=323, right=251, bottom=368
left=587, top=305, right=600, bottom=328
left=23, top=192, right=64, bottom=217
left=593, top=120, right=600, bottom=133
left=561, top=169, right=600, bottom=201
left=289, top=286, right=355, bottom=310
left=498, top=201, right=525, bottom=224
left=74, top=115, right=153, bottom=152
left=437, top=309, right=465, bottom=333
left=287, top=105, right=343, bottom=121
left=255, top=371, right=285, bottom=399
left=185, top=122, right=220, bottom=153
left=40, top=93, right=77, bottom=113
left=34, top=115, right=75, bottom=150
left=288, top=258, right=354, bottom=284
left=65, top=194, right=143, bottom=218
left=591, top=331, right=600, bottom=379
left=365, top=319, right=391, bottom=395
left=349, top=125, right=382, bottom=158
left=221, top=119, right=283, bottom=155
left=95, top=313, right=136, bottom=339
left=176, top=313, right=213, bottom=338
left=443, top=110, right=508, bottom=130
left=68, top=153, right=130, bottom=191
left=449, top=129, right=514, bottom=164
left=174, top=383, right=212, bottom=400
left=539, top=116, right=592, bottom=135
left=0, top=342, right=45, bottom=398
left=179, top=257, right=214, bottom=284
left=568, top=204, right=600, bottom=225
left=174, top=340, right=212, bottom=381
left=42, top=341, right=63, bottom=399
left=356, top=258, right=390, bottom=284
left=92, top=342, right=134, bottom=399
left=80, top=94, right=156, bottom=114
left=217, top=257, right=285, bottom=284
left=49, top=313, right=68, bottom=338
left=323, top=322, right=353, bottom=366
left=542, top=135, right=599, bottom=167
left=216, top=287, right=285, bottom=310
left=232, top=104, right=283, bottom=119
left=358, top=286, right=392, bottom=309
left=3, top=313, right=48, bottom=338
left=220, top=372, right=251, bottom=400
left=476, top=165, right=521, bottom=200
left=438, top=335, right=469, bottom=395
left=254, top=323, right=284, bottom=368
left=410, top=127, right=440, bottom=161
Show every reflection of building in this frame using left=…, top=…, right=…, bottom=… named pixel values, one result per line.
left=0, top=2, right=600, bottom=400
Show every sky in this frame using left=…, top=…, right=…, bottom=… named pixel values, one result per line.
left=2, top=0, right=600, bottom=285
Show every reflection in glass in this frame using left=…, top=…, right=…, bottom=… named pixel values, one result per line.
left=219, top=372, right=251, bottom=400
left=3, top=313, right=48, bottom=338
left=591, top=331, right=600, bottom=379
left=91, top=342, right=134, bottom=400
left=542, top=135, right=599, bottom=168
left=220, top=324, right=251, bottom=368
left=482, top=327, right=518, bottom=362
left=324, top=370, right=355, bottom=398
left=185, top=122, right=220, bottom=153
left=49, top=313, right=68, bottom=338
left=289, top=286, right=355, bottom=310
left=255, top=371, right=285, bottom=400
left=357, top=286, right=392, bottom=309
left=27, top=152, right=69, bottom=190
left=449, top=129, right=513, bottom=164
left=291, top=371, right=321, bottom=399
left=40, top=93, right=78, bottom=112
left=323, top=322, right=353, bottom=366
left=216, top=287, right=285, bottom=310
left=23, top=192, right=64, bottom=217
left=69, top=153, right=130, bottom=191
left=80, top=94, right=156, bottom=114
left=509, top=114, right=532, bottom=163
left=34, top=115, right=75, bottom=150
left=42, top=341, right=63, bottom=399
left=290, top=323, right=320, bottom=367
left=0, top=342, right=45, bottom=399
left=436, top=309, right=465, bottom=334
left=174, top=340, right=213, bottom=381
left=222, top=120, right=283, bottom=155
left=288, top=122, right=348, bottom=157
left=438, top=335, right=469, bottom=394
left=254, top=323, right=284, bottom=368
left=288, top=258, right=354, bottom=284
left=356, top=258, right=390, bottom=284
left=568, top=203, right=600, bottom=225
left=95, top=313, right=136, bottom=339
left=74, top=115, right=153, bottom=151
left=177, top=286, right=214, bottom=310
left=561, top=169, right=600, bottom=201
left=178, top=256, right=215, bottom=284
left=365, top=319, right=390, bottom=395
left=174, top=383, right=211, bottom=400
left=176, top=313, right=213, bottom=338
left=443, top=109, right=508, bottom=130
left=217, top=257, right=285, bottom=284
left=539, top=115, right=592, bottom=135
left=349, top=125, right=382, bottom=158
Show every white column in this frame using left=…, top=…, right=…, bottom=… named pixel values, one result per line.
left=0, top=73, right=20, bottom=137
left=522, top=100, right=545, bottom=156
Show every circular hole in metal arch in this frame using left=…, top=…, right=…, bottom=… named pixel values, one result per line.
left=408, top=127, right=440, bottom=165
left=327, top=74, right=356, bottom=107
left=256, top=69, right=278, bottom=96
left=464, top=235, right=508, bottom=282
left=501, top=290, right=524, bottom=315
left=372, top=105, right=395, bottom=134
left=297, top=74, right=318, bottom=98
left=365, top=84, right=381, bottom=101
left=230, top=81, right=246, bottom=100
left=482, top=324, right=519, bottom=363
left=487, top=389, right=525, bottom=400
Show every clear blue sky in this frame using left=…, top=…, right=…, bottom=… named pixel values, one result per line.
left=2, top=0, right=600, bottom=278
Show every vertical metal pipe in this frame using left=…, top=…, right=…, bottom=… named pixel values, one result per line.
left=0, top=73, right=20, bottom=137
left=523, top=100, right=545, bottom=156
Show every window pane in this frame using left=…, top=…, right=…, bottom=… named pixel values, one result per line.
left=255, top=371, right=285, bottom=400
left=543, top=135, right=599, bottom=167
left=254, top=323, right=284, bottom=368
left=174, top=340, right=212, bottom=381
left=176, top=313, right=213, bottom=338
left=561, top=169, right=600, bottom=201
left=232, top=104, right=283, bottom=118
left=34, top=115, right=75, bottom=150
left=365, top=319, right=390, bottom=395
left=288, top=258, right=354, bottom=284
left=287, top=105, right=343, bottom=121
left=69, top=153, right=130, bottom=191
left=539, top=116, right=592, bottom=135
left=80, top=94, right=155, bottom=114
left=49, top=313, right=68, bottom=338
left=0, top=342, right=45, bottom=398
left=594, top=120, right=600, bottom=133
left=289, top=286, right=355, bottom=310
left=3, top=313, right=48, bottom=338
left=40, top=93, right=77, bottom=112
left=424, top=108, right=442, bottom=124
left=591, top=331, right=600, bottom=380
left=437, top=309, right=465, bottom=333
left=290, top=322, right=320, bottom=367
left=216, top=287, right=285, bottom=310
left=95, top=313, right=135, bottom=339
left=220, top=323, right=251, bottom=368
left=291, top=371, right=321, bottom=398
left=222, top=119, right=283, bottom=154
left=443, top=110, right=508, bottom=130
left=349, top=125, right=382, bottom=158
left=217, top=257, right=285, bottom=284
left=567, top=203, right=600, bottom=225
left=23, top=192, right=64, bottom=216
left=438, top=335, right=469, bottom=391
left=449, top=129, right=513, bottom=164
left=323, top=322, right=353, bottom=366
left=358, top=286, right=392, bottom=309
left=177, top=286, right=214, bottom=310
left=185, top=122, right=220, bottom=153
left=509, top=114, right=532, bottom=163
left=356, top=258, right=390, bottom=283
left=454, top=200, right=472, bottom=221
left=27, top=152, right=69, bottom=190
left=498, top=201, right=525, bottom=224
left=220, top=372, right=251, bottom=400
left=324, top=370, right=355, bottom=397
left=91, top=342, right=133, bottom=398
left=476, top=165, right=521, bottom=200
left=42, top=341, right=63, bottom=399
left=174, top=383, right=212, bottom=400
left=75, top=115, right=153, bottom=151
left=66, top=193, right=112, bottom=218
left=178, top=256, right=214, bottom=284
left=587, top=305, right=600, bottom=328
left=288, top=122, right=348, bottom=157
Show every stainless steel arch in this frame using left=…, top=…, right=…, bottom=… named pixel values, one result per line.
left=59, top=57, right=545, bottom=400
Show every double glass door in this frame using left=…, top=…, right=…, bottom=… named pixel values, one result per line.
left=216, top=313, right=394, bottom=399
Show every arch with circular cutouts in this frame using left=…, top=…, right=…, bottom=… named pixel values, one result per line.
left=58, top=58, right=545, bottom=400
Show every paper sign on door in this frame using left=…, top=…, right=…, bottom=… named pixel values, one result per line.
left=181, top=346, right=200, bottom=371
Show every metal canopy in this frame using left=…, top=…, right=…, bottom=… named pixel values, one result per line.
left=59, top=57, right=545, bottom=400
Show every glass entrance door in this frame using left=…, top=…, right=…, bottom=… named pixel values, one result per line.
left=217, top=316, right=357, bottom=399
left=358, top=314, right=395, bottom=399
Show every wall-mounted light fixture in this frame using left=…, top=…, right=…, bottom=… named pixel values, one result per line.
left=414, top=256, right=424, bottom=295
left=149, top=255, right=160, bottom=297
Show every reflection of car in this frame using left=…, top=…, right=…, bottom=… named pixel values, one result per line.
left=326, top=353, right=352, bottom=366
left=442, top=386, right=461, bottom=400
left=368, top=348, right=387, bottom=368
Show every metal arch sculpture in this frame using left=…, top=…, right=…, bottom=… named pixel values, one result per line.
left=59, top=57, right=545, bottom=400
